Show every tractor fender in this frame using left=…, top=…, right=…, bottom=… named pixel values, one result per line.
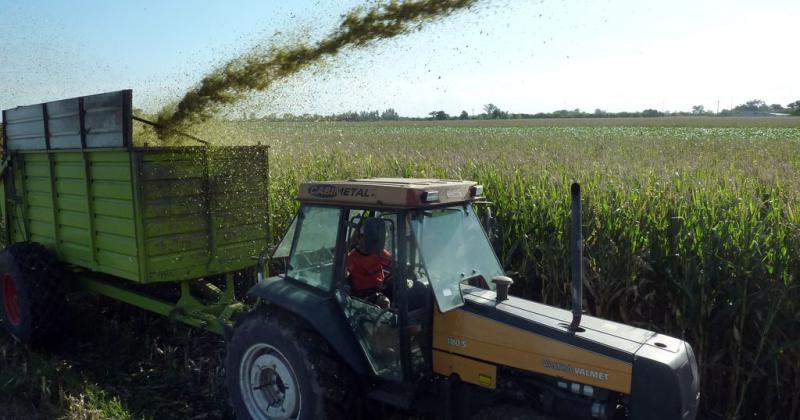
left=246, top=276, right=370, bottom=375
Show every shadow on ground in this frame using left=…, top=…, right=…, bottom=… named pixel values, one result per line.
left=1, top=293, right=232, bottom=419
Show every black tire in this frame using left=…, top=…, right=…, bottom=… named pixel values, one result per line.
left=0, top=241, right=66, bottom=346
left=226, top=307, right=355, bottom=420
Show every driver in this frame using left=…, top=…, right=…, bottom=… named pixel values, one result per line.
left=347, top=218, right=391, bottom=308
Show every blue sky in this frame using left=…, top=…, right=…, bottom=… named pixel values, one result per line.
left=1, top=0, right=798, bottom=117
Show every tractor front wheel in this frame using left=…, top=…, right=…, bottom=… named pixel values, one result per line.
left=226, top=308, right=354, bottom=420
left=0, top=242, right=66, bottom=346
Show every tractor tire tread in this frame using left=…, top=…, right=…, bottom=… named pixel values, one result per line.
left=227, top=305, right=356, bottom=420
left=270, top=309, right=354, bottom=419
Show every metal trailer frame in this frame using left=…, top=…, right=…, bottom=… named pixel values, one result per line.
left=1, top=90, right=270, bottom=335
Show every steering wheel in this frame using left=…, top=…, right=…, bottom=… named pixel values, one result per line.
left=347, top=299, right=395, bottom=340
left=369, top=305, right=395, bottom=330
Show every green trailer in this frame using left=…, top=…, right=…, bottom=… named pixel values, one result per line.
left=0, top=90, right=269, bottom=338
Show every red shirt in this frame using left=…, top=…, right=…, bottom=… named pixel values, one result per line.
left=347, top=248, right=392, bottom=292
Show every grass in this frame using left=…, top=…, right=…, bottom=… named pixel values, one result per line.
left=0, top=296, right=230, bottom=419
left=3, top=116, right=800, bottom=419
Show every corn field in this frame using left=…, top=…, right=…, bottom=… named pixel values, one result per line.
left=2, top=118, right=799, bottom=418
left=192, top=119, right=800, bottom=419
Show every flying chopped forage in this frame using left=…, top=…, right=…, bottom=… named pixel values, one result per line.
left=154, top=0, right=478, bottom=141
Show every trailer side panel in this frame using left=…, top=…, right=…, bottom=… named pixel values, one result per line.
left=12, top=150, right=141, bottom=281
left=138, top=147, right=268, bottom=283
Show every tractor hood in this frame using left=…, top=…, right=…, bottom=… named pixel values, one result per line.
left=432, top=287, right=700, bottom=420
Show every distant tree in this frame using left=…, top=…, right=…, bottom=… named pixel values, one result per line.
left=381, top=108, right=399, bottom=120
left=429, top=110, right=449, bottom=120
left=734, top=99, right=769, bottom=113
left=459, top=110, right=469, bottom=120
left=691, top=105, right=705, bottom=115
left=594, top=108, right=607, bottom=116
left=339, top=111, right=359, bottom=121
left=769, top=104, right=786, bottom=113
left=788, top=100, right=800, bottom=116
left=552, top=109, right=569, bottom=118
left=641, top=109, right=663, bottom=117
left=358, top=110, right=380, bottom=121
left=483, top=103, right=508, bottom=119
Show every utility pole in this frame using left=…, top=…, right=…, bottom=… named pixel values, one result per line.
left=716, top=100, right=720, bottom=114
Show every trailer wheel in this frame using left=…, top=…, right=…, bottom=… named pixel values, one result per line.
left=226, top=308, right=354, bottom=420
left=0, top=242, right=65, bottom=346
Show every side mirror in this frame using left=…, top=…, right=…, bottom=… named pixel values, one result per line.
left=491, top=275, right=514, bottom=302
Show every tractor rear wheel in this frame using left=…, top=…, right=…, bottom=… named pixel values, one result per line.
left=226, top=308, right=354, bottom=420
left=0, top=242, right=66, bottom=346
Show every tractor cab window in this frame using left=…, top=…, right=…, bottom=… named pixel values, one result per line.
left=338, top=209, right=402, bottom=380
left=345, top=210, right=397, bottom=255
left=343, top=210, right=398, bottom=298
left=272, top=215, right=297, bottom=268
left=411, top=204, right=504, bottom=312
left=282, top=206, right=341, bottom=290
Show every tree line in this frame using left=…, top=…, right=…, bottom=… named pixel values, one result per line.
left=257, top=99, right=800, bottom=122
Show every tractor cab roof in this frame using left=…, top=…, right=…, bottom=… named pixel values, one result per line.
left=298, top=178, right=483, bottom=208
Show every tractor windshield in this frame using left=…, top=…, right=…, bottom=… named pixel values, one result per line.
left=410, top=204, right=504, bottom=312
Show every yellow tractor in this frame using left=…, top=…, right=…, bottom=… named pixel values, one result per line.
left=227, top=178, right=700, bottom=419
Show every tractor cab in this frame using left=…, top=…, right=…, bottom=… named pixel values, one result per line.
left=267, top=178, right=494, bottom=382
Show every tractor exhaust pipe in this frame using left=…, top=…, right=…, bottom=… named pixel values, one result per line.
left=569, top=183, right=583, bottom=332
